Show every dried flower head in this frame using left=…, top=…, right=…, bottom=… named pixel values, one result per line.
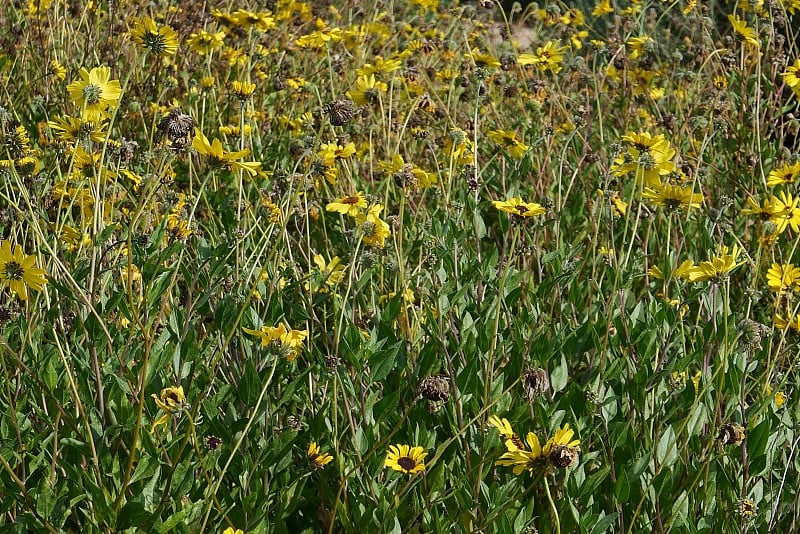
left=156, top=109, right=195, bottom=147
left=325, top=99, right=356, bottom=126
left=718, top=422, right=746, bottom=446
left=522, top=368, right=550, bottom=401
left=417, top=375, right=450, bottom=402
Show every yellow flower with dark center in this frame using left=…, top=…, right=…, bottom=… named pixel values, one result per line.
left=307, top=441, right=334, bottom=468
left=326, top=192, right=367, bottom=217
left=488, top=415, right=526, bottom=451
left=186, top=29, right=225, bottom=55
left=769, top=191, right=800, bottom=234
left=542, top=423, right=581, bottom=454
left=767, top=162, right=800, bottom=187
left=346, top=74, right=387, bottom=106
left=466, top=50, right=501, bottom=69
left=242, top=324, right=308, bottom=361
left=356, top=204, right=391, bottom=247
left=232, top=9, right=275, bottom=31
left=783, top=59, right=800, bottom=91
left=48, top=59, right=66, bottom=80
left=67, top=66, right=122, bottom=122
left=626, top=35, right=653, bottom=60
left=686, top=245, right=744, bottom=283
left=487, top=130, right=529, bottom=159
left=642, top=183, right=704, bottom=211
left=728, top=14, right=760, bottom=49
left=385, top=444, right=427, bottom=474
left=357, top=56, right=404, bottom=77
left=0, top=241, right=47, bottom=301
left=131, top=17, right=178, bottom=56
left=592, top=0, right=613, bottom=16
left=496, top=432, right=547, bottom=476
left=518, top=41, right=568, bottom=73
left=766, top=262, right=800, bottom=293
left=192, top=129, right=261, bottom=176
left=492, top=197, right=547, bottom=217
left=150, top=386, right=185, bottom=431
left=612, top=131, right=676, bottom=186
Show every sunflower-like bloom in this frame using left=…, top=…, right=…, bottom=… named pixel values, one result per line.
left=496, top=431, right=546, bottom=475
left=487, top=130, right=529, bottom=159
left=686, top=245, right=745, bottom=283
left=493, top=197, right=547, bottom=217
left=307, top=441, right=334, bottom=468
left=385, top=444, right=427, bottom=474
left=0, top=241, right=47, bottom=300
left=728, top=14, right=760, bottom=49
left=243, top=324, right=308, bottom=360
left=642, top=183, right=704, bottom=212
left=611, top=131, right=676, bottom=186
left=150, top=386, right=185, bottom=431
left=305, top=254, right=345, bottom=293
left=231, top=80, right=256, bottom=101
left=518, top=41, right=568, bottom=73
left=767, top=162, right=800, bottom=187
left=769, top=191, right=800, bottom=234
left=326, top=192, right=367, bottom=217
left=488, top=415, right=526, bottom=451
left=131, top=17, right=179, bottom=56
left=186, top=29, right=226, bottom=55
left=346, top=74, right=387, bottom=106
left=356, top=204, right=391, bottom=248
left=192, top=129, right=261, bottom=176
left=766, top=263, right=800, bottom=293
left=67, top=66, right=122, bottom=122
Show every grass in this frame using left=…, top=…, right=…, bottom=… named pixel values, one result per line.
left=0, top=0, right=799, bottom=532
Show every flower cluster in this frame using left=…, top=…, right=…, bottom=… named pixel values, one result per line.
left=489, top=416, right=581, bottom=476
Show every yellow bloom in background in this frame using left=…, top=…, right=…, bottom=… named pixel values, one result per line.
left=766, top=263, right=800, bottom=293
left=48, top=59, right=66, bottom=80
left=326, top=192, right=367, bottom=217
left=67, top=66, right=122, bottom=122
left=493, top=197, right=547, bottom=218
left=346, top=74, right=387, bottom=106
left=192, top=129, right=261, bottom=176
left=642, top=183, right=704, bottom=211
left=243, top=324, right=308, bottom=360
left=518, top=41, right=567, bottom=73
left=357, top=56, right=403, bottom=77
left=496, top=432, right=545, bottom=475
left=0, top=241, right=47, bottom=301
left=307, top=441, right=334, bottom=468
left=466, top=50, right=501, bottom=69
left=356, top=204, right=391, bottom=248
left=385, top=444, right=427, bottom=474
left=232, top=9, right=275, bottom=31
left=612, top=131, right=676, bottom=186
left=231, top=80, right=256, bottom=101
left=686, top=245, right=744, bottom=283
left=769, top=191, right=800, bottom=234
left=592, top=0, right=613, bottom=16
left=186, top=29, right=225, bottom=55
left=767, top=162, right=800, bottom=187
left=131, top=17, right=179, bottom=56
left=150, top=386, right=185, bottom=431
left=222, top=528, right=244, bottom=534
left=728, top=14, right=760, bottom=49
left=487, top=130, right=529, bottom=159
left=543, top=423, right=581, bottom=454
left=626, top=35, right=653, bottom=60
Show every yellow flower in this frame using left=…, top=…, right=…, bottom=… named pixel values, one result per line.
left=192, top=129, right=261, bottom=176
left=326, top=192, right=367, bottom=217
left=592, top=0, right=613, bottom=16
left=356, top=204, right=391, bottom=248
left=767, top=162, right=800, bottom=187
left=492, top=197, right=547, bottom=217
left=783, top=59, right=800, bottom=89
left=518, top=41, right=567, bottom=73
left=626, top=35, right=653, bottom=60
left=295, top=27, right=343, bottom=48
left=487, top=130, right=529, bottom=159
left=243, top=324, right=308, bottom=361
left=385, top=444, right=427, bottom=474
left=150, top=386, right=185, bottom=431
left=466, top=50, right=501, bottom=69
left=728, top=14, right=760, bottom=49
left=357, top=55, right=404, bottom=77
left=48, top=59, right=66, bottom=80
left=67, top=66, right=122, bottom=122
left=686, top=245, right=744, bottom=283
left=0, top=241, right=47, bottom=300
left=542, top=423, right=581, bottom=454
left=611, top=131, right=676, bottom=186
left=346, top=74, right=387, bottom=106
left=307, top=441, right=334, bottom=468
left=769, top=191, right=800, bottom=234
left=232, top=9, right=275, bottom=31
left=186, top=29, right=225, bottom=55
left=222, top=528, right=244, bottom=534
left=496, top=432, right=546, bottom=476
left=641, top=183, right=704, bottom=211
left=131, top=17, right=179, bottom=56
left=230, top=80, right=256, bottom=101
left=766, top=263, right=800, bottom=293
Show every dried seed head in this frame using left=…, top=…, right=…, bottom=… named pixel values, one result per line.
left=325, top=99, right=356, bottom=126
left=549, top=444, right=579, bottom=468
left=522, top=367, right=550, bottom=401
left=156, top=109, right=195, bottom=147
left=718, top=422, right=746, bottom=446
left=417, top=375, right=450, bottom=402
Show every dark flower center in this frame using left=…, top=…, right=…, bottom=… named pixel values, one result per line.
left=3, top=261, right=24, bottom=281
left=397, top=456, right=417, bottom=471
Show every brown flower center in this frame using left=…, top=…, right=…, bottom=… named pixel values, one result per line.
left=397, top=456, right=417, bottom=471
left=3, top=261, right=24, bottom=281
